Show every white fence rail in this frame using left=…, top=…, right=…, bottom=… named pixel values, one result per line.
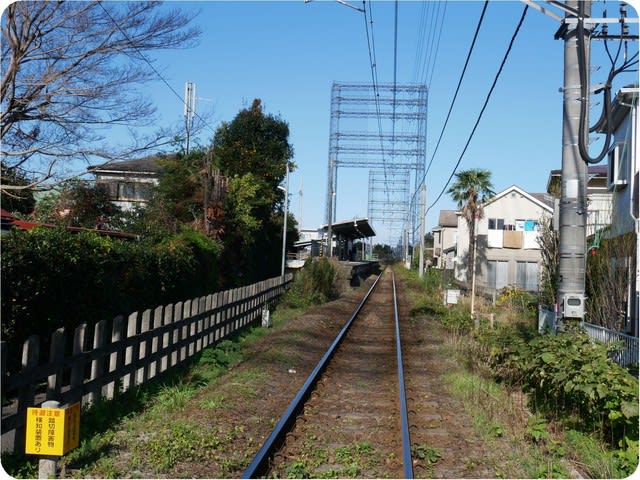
left=582, top=322, right=639, bottom=368
left=537, top=306, right=638, bottom=368
left=1, top=274, right=292, bottom=453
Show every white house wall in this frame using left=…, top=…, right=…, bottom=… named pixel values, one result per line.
left=454, top=187, right=553, bottom=292
left=433, top=226, right=458, bottom=269
left=610, top=108, right=637, bottom=237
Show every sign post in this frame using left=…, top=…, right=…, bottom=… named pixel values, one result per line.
left=25, top=401, right=80, bottom=478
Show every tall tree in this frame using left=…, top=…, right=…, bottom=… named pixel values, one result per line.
left=213, top=99, right=294, bottom=197
left=1, top=1, right=200, bottom=193
left=211, top=99, right=296, bottom=284
left=447, top=168, right=495, bottom=283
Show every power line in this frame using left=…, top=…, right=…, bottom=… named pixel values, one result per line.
left=423, top=0, right=489, bottom=181
left=413, top=1, right=448, bottom=88
left=427, top=4, right=529, bottom=213
left=426, top=2, right=448, bottom=89
left=407, top=0, right=489, bottom=216
left=362, top=1, right=390, bottom=199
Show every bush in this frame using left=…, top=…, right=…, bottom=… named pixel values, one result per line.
left=441, top=307, right=474, bottom=336
left=472, top=323, right=639, bottom=451
left=496, top=286, right=538, bottom=313
left=281, top=257, right=339, bottom=308
left=1, top=227, right=220, bottom=371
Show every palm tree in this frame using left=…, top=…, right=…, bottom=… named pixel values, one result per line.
left=447, top=169, right=495, bottom=285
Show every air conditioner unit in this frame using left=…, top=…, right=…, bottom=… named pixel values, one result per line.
left=608, top=144, right=628, bottom=191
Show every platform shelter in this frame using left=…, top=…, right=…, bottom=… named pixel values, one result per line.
left=322, top=218, right=376, bottom=261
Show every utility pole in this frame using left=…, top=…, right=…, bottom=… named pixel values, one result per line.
left=556, top=0, right=589, bottom=331
left=418, top=183, right=426, bottom=277
left=523, top=0, right=638, bottom=331
left=325, top=159, right=335, bottom=257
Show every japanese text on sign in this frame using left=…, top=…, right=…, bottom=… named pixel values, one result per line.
left=25, top=403, right=80, bottom=456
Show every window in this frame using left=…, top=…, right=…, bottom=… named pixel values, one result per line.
left=488, top=218, right=504, bottom=230
left=515, top=220, right=539, bottom=232
left=117, top=182, right=153, bottom=201
left=487, top=260, right=509, bottom=290
left=516, top=261, right=539, bottom=291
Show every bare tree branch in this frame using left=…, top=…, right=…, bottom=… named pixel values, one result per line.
left=1, top=1, right=201, bottom=193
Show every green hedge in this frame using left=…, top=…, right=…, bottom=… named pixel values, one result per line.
left=1, top=227, right=220, bottom=370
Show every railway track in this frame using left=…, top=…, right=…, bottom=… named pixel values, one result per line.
left=242, top=269, right=414, bottom=478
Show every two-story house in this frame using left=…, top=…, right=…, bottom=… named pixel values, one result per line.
left=598, top=85, right=638, bottom=336
left=432, top=210, right=458, bottom=270
left=454, top=185, right=554, bottom=294
left=87, top=155, right=168, bottom=211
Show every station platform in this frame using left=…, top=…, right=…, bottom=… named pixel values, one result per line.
left=338, top=260, right=381, bottom=286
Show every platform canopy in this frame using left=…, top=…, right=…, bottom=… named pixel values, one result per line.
left=322, top=218, right=376, bottom=240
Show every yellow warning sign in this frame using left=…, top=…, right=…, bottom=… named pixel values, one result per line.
left=25, top=403, right=80, bottom=456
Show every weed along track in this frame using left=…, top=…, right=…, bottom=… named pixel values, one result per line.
left=243, top=270, right=413, bottom=479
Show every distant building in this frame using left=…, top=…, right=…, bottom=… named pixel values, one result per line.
left=546, top=164, right=610, bottom=239
left=454, top=185, right=554, bottom=294
left=290, top=227, right=325, bottom=266
left=432, top=210, right=458, bottom=270
left=88, top=155, right=167, bottom=210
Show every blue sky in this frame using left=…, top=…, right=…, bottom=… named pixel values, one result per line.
left=121, top=0, right=638, bottom=243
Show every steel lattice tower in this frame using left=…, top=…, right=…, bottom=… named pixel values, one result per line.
left=325, top=82, right=427, bottom=252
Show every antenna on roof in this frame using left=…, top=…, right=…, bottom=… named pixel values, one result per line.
left=184, top=82, right=196, bottom=154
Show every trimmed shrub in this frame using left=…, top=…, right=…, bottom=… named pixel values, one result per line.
left=1, top=227, right=220, bottom=371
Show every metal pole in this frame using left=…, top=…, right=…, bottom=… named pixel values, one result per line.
left=281, top=164, right=289, bottom=277
left=39, top=400, right=60, bottom=479
left=418, top=184, right=426, bottom=277
left=557, top=0, right=590, bottom=331
left=325, top=158, right=334, bottom=257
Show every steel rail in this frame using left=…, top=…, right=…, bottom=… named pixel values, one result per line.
left=393, top=271, right=413, bottom=478
left=242, top=271, right=385, bottom=479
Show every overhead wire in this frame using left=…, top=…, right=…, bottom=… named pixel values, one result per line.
left=414, top=1, right=448, bottom=88
left=427, top=4, right=529, bottom=213
left=412, top=1, right=431, bottom=83
left=362, top=0, right=391, bottom=202
left=407, top=0, right=489, bottom=215
left=423, top=0, right=489, bottom=181
left=426, top=2, right=448, bottom=89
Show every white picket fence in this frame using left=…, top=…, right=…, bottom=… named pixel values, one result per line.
left=1, top=274, right=292, bottom=453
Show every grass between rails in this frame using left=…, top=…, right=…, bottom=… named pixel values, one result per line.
left=276, top=438, right=394, bottom=479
